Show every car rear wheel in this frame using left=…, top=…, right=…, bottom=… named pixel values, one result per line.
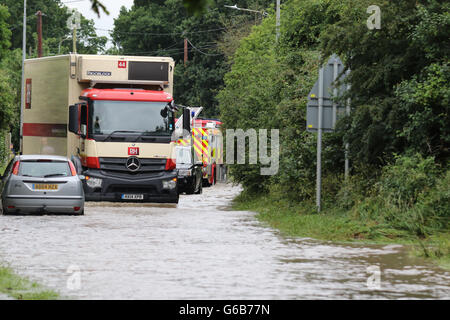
left=2, top=206, right=11, bottom=215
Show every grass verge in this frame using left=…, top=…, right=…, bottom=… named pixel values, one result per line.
left=232, top=191, right=450, bottom=270
left=0, top=265, right=59, bottom=300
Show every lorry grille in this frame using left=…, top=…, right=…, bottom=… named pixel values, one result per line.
left=107, top=185, right=157, bottom=194
left=99, top=157, right=166, bottom=173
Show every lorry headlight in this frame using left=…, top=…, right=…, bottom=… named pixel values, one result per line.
left=86, top=177, right=102, bottom=188
left=178, top=169, right=192, bottom=177
left=162, top=178, right=177, bottom=190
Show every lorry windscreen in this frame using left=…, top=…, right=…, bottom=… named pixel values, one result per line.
left=90, top=100, right=173, bottom=136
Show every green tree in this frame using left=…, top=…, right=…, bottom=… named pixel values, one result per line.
left=0, top=5, right=14, bottom=131
left=4, top=0, right=106, bottom=56
left=0, top=4, right=11, bottom=59
left=320, top=0, right=450, bottom=166
left=219, top=0, right=449, bottom=199
left=112, top=0, right=271, bottom=117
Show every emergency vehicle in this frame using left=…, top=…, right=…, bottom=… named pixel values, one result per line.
left=175, top=109, right=224, bottom=187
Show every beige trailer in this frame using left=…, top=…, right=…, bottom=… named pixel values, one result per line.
left=23, top=54, right=181, bottom=203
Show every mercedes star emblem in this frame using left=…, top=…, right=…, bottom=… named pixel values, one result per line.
left=126, top=156, right=141, bottom=172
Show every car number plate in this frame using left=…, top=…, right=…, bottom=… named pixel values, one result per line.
left=121, top=194, right=144, bottom=200
left=33, top=184, right=58, bottom=190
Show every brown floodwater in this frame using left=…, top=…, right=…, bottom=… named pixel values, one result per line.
left=0, top=183, right=448, bottom=299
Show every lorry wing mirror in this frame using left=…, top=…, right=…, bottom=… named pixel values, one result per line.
left=182, top=107, right=191, bottom=135
left=68, top=105, right=79, bottom=134
left=169, top=100, right=178, bottom=111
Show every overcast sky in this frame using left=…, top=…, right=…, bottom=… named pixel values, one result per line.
left=63, top=0, right=134, bottom=48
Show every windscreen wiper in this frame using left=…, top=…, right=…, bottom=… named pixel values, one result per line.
left=103, top=130, right=143, bottom=141
left=43, top=173, right=67, bottom=178
left=134, top=131, right=158, bottom=142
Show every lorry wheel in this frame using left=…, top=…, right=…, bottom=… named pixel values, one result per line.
left=185, top=186, right=195, bottom=195
left=202, top=178, right=211, bottom=187
left=195, top=183, right=202, bottom=194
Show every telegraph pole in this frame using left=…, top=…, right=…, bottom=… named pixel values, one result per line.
left=72, top=26, right=77, bottom=53
left=67, top=9, right=80, bottom=54
left=276, top=0, right=280, bottom=42
left=36, top=10, right=43, bottom=58
left=184, top=38, right=188, bottom=66
left=345, top=69, right=351, bottom=179
left=19, top=0, right=27, bottom=154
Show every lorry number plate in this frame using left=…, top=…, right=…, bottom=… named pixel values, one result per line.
left=121, top=194, right=144, bottom=200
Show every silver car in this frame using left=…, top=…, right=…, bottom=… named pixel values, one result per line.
left=1, top=155, right=85, bottom=215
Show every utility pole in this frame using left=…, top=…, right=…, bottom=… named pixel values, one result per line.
left=72, top=26, right=77, bottom=53
left=276, top=0, right=281, bottom=42
left=19, top=0, right=27, bottom=154
left=184, top=38, right=188, bottom=66
left=67, top=9, right=80, bottom=54
left=36, top=10, right=43, bottom=58
left=345, top=69, right=351, bottom=179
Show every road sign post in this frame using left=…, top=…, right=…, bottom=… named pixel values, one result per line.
left=316, top=65, right=324, bottom=211
left=307, top=54, right=349, bottom=212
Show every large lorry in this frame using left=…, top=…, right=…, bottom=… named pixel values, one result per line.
left=22, top=54, right=183, bottom=203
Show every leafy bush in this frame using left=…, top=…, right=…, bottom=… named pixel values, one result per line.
left=377, top=154, right=439, bottom=208
left=351, top=154, right=449, bottom=236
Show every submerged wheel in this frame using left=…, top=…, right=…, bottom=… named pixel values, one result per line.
left=195, top=182, right=203, bottom=194
left=185, top=185, right=195, bottom=195
left=202, top=178, right=211, bottom=187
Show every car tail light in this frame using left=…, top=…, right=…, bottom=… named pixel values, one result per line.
left=165, top=158, right=176, bottom=171
left=74, top=207, right=81, bottom=211
left=7, top=206, right=15, bottom=209
left=68, top=161, right=77, bottom=176
left=12, top=161, right=20, bottom=175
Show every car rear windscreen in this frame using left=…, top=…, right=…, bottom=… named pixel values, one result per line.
left=19, top=161, right=71, bottom=177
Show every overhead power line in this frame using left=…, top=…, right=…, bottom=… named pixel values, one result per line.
left=186, top=38, right=222, bottom=56
left=97, top=27, right=227, bottom=37
left=61, top=0, right=88, bottom=3
left=122, top=44, right=219, bottom=57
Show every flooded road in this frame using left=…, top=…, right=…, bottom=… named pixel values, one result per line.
left=0, top=183, right=449, bottom=299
